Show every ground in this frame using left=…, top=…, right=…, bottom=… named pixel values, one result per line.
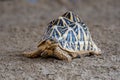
left=0, top=0, right=120, bottom=80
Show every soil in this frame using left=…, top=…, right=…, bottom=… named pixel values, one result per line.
left=0, top=0, right=120, bottom=80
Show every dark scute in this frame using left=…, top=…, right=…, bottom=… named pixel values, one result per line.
left=77, top=42, right=80, bottom=50
left=87, top=42, right=90, bottom=50
left=77, top=17, right=81, bottom=22
left=58, top=19, right=64, bottom=26
left=80, top=22, right=84, bottom=25
left=65, top=12, right=71, bottom=20
left=69, top=23, right=75, bottom=28
left=52, top=29, right=60, bottom=38
left=49, top=19, right=56, bottom=25
left=48, top=24, right=52, bottom=29
left=66, top=31, right=71, bottom=42
left=66, top=44, right=69, bottom=49
left=62, top=12, right=68, bottom=17
left=57, top=26, right=68, bottom=36
left=80, top=22, right=87, bottom=31
left=91, top=45, right=93, bottom=50
left=71, top=43, right=75, bottom=50
left=81, top=22, right=88, bottom=36
left=72, top=13, right=77, bottom=22
left=47, top=28, right=53, bottom=35
left=73, top=25, right=78, bottom=35
left=66, top=31, right=76, bottom=42
left=63, top=18, right=73, bottom=25
left=80, top=28, right=84, bottom=41
left=53, top=19, right=59, bottom=25
left=66, top=43, right=71, bottom=49
left=83, top=42, right=86, bottom=50
left=71, top=31, right=77, bottom=42
left=59, top=40, right=65, bottom=47
left=60, top=41, right=63, bottom=47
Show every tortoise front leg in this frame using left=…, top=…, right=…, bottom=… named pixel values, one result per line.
left=54, top=47, right=72, bottom=62
left=89, top=51, right=101, bottom=56
left=23, top=40, right=51, bottom=58
left=23, top=49, right=41, bottom=58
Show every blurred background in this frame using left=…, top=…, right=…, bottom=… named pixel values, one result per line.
left=0, top=0, right=120, bottom=80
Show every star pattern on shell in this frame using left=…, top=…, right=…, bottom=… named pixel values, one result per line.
left=42, top=11, right=101, bottom=52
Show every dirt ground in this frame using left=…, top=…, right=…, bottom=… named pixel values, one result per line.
left=0, top=0, right=120, bottom=80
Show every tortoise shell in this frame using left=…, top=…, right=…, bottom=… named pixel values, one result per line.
left=41, top=11, right=101, bottom=53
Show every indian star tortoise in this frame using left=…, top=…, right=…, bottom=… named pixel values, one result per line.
left=23, top=11, right=101, bottom=61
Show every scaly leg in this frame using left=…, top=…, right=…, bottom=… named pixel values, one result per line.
left=89, top=51, right=101, bottom=56
left=23, top=49, right=41, bottom=58
left=54, top=47, right=72, bottom=61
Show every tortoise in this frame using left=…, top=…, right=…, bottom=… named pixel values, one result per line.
left=23, top=11, right=101, bottom=61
